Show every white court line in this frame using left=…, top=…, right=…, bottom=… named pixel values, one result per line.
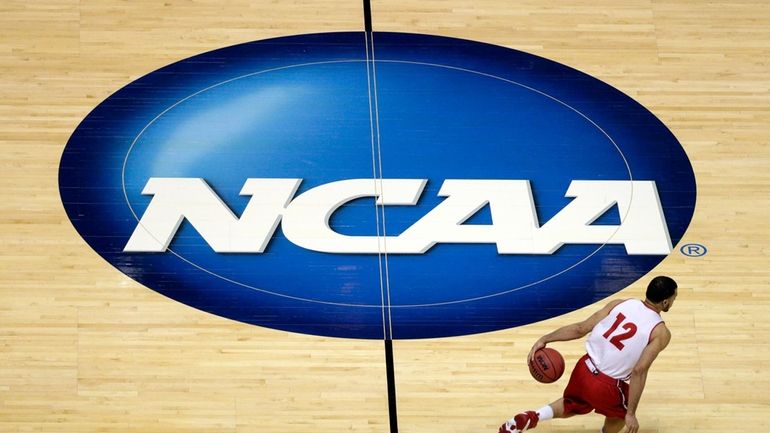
left=364, top=32, right=391, bottom=338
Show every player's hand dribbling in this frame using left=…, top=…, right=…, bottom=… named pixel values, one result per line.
left=624, top=413, right=639, bottom=433
left=528, top=339, right=546, bottom=362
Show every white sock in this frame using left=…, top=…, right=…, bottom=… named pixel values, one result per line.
left=536, top=405, right=554, bottom=421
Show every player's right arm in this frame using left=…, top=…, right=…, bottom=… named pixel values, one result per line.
left=624, top=322, right=671, bottom=433
left=528, top=299, right=624, bottom=361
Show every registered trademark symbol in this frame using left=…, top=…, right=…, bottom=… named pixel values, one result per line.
left=680, top=243, right=707, bottom=257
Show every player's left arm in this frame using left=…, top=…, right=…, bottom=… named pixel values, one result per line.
left=529, top=299, right=624, bottom=361
left=624, top=323, right=672, bottom=433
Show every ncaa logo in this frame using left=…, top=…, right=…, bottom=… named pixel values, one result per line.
left=59, top=32, right=696, bottom=339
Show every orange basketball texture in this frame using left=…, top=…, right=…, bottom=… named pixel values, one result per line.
left=528, top=347, right=565, bottom=383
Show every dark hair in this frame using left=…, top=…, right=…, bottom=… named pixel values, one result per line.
left=646, top=276, right=678, bottom=303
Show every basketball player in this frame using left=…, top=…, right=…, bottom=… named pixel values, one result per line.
left=499, top=276, right=678, bottom=433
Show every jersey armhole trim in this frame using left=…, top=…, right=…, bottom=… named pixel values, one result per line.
left=647, top=320, right=665, bottom=345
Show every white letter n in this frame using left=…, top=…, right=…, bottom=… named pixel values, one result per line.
left=123, top=178, right=301, bottom=253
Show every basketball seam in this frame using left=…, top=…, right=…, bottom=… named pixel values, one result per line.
left=541, top=350, right=556, bottom=380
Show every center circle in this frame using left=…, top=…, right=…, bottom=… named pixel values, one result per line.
left=60, top=31, right=696, bottom=339
left=123, top=60, right=631, bottom=307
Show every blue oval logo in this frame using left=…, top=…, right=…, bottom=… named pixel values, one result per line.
left=59, top=32, right=696, bottom=339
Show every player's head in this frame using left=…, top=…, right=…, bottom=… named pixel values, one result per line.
left=646, top=276, right=678, bottom=312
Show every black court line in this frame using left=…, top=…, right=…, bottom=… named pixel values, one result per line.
left=363, top=0, right=373, bottom=32
left=362, top=1, right=399, bottom=432
left=384, top=339, right=399, bottom=432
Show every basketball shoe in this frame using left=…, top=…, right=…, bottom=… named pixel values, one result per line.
left=498, top=411, right=539, bottom=433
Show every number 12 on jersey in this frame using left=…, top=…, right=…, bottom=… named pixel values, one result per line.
left=602, top=313, right=638, bottom=350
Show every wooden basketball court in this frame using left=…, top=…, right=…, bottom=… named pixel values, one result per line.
left=2, top=1, right=769, bottom=432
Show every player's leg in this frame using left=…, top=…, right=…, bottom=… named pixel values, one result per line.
left=499, top=355, right=594, bottom=432
left=601, top=416, right=625, bottom=433
left=544, top=398, right=566, bottom=418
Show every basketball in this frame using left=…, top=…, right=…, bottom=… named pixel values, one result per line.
left=528, top=348, right=565, bottom=383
